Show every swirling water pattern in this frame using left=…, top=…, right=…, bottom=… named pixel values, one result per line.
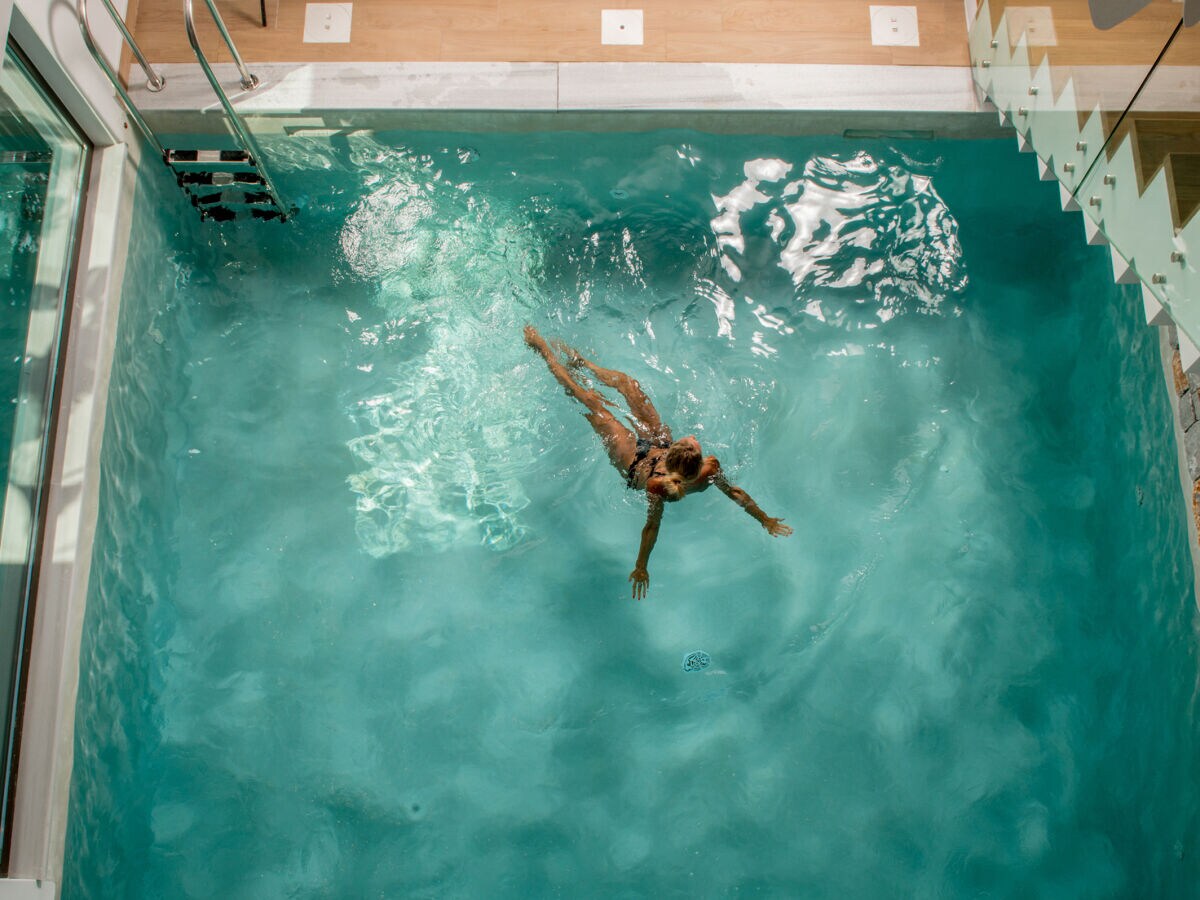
left=335, top=142, right=546, bottom=553
left=710, top=151, right=966, bottom=326
left=329, top=138, right=969, bottom=557
left=63, top=131, right=1200, bottom=899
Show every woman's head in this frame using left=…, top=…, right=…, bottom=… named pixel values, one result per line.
left=664, top=436, right=702, bottom=480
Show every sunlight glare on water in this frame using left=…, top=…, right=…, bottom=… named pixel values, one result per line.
left=331, top=135, right=968, bottom=559
left=337, top=148, right=547, bottom=554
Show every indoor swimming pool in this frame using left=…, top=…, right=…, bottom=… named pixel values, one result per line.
left=63, top=129, right=1200, bottom=897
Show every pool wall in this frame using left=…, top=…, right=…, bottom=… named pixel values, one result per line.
left=56, top=146, right=205, bottom=899
left=128, top=61, right=986, bottom=122
left=5, top=0, right=131, bottom=148
left=1158, top=326, right=1200, bottom=560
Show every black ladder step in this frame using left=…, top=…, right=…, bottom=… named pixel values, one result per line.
left=165, top=149, right=254, bottom=167
left=177, top=171, right=265, bottom=187
left=190, top=189, right=275, bottom=207
left=165, top=146, right=292, bottom=223
left=198, top=206, right=286, bottom=223
left=199, top=206, right=238, bottom=222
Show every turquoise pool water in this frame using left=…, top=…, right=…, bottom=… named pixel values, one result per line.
left=65, top=130, right=1200, bottom=898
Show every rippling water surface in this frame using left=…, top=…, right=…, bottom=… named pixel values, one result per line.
left=64, top=130, right=1200, bottom=898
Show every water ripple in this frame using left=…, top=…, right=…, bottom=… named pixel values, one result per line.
left=332, top=139, right=967, bottom=558
left=711, top=150, right=967, bottom=331
left=336, top=136, right=547, bottom=556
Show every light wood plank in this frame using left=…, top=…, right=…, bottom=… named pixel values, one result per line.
left=358, top=1, right=499, bottom=32
left=441, top=27, right=670, bottom=62
left=125, top=0, right=973, bottom=66
left=723, top=1, right=879, bottom=34
left=119, top=0, right=1184, bottom=69
left=666, top=32, right=890, bottom=64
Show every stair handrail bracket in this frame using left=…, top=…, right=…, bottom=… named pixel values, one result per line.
left=183, top=0, right=291, bottom=219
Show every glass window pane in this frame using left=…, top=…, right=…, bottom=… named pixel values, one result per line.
left=0, top=40, right=90, bottom=853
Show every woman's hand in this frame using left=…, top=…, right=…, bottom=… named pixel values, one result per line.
left=629, top=566, right=650, bottom=600
left=763, top=517, right=793, bottom=537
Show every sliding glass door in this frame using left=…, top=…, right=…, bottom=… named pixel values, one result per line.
left=0, top=41, right=89, bottom=861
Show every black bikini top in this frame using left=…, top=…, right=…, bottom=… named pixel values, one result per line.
left=626, top=437, right=670, bottom=488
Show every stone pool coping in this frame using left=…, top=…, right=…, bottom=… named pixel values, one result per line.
left=127, top=62, right=985, bottom=116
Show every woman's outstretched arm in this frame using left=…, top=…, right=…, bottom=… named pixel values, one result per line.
left=712, top=465, right=793, bottom=537
left=629, top=496, right=664, bottom=600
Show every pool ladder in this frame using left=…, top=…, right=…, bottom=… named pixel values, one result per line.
left=77, top=0, right=293, bottom=222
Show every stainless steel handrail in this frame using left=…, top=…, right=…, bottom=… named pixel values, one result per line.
left=194, top=0, right=259, bottom=92
left=183, top=0, right=289, bottom=216
left=76, top=0, right=166, bottom=156
left=99, top=0, right=166, bottom=91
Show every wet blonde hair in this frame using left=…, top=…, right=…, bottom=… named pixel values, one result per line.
left=664, top=441, right=702, bottom=479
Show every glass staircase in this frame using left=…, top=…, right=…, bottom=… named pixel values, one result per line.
left=970, top=0, right=1200, bottom=365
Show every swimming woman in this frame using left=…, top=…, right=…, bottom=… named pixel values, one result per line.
left=524, top=325, right=792, bottom=599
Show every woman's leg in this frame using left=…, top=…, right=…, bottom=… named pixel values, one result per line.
left=525, top=327, right=637, bottom=470
left=550, top=339, right=670, bottom=443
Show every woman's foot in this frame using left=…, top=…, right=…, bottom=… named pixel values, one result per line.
left=524, top=324, right=551, bottom=354
left=549, top=338, right=586, bottom=369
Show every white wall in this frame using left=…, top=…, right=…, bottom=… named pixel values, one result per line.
left=8, top=0, right=136, bottom=147
left=964, top=0, right=977, bottom=29
left=0, top=880, right=54, bottom=899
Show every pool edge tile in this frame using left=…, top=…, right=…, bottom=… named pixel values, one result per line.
left=128, top=62, right=982, bottom=114
left=557, top=63, right=982, bottom=112
left=131, top=62, right=561, bottom=112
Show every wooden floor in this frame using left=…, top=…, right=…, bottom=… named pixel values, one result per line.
left=122, top=0, right=1200, bottom=82
left=124, top=0, right=972, bottom=69
left=986, top=0, right=1198, bottom=67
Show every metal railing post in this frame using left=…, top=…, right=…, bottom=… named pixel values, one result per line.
left=183, top=0, right=290, bottom=216
left=76, top=0, right=166, bottom=155
left=98, top=0, right=165, bottom=91
left=197, top=0, right=260, bottom=91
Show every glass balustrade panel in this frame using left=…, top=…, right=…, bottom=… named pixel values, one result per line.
left=976, top=1, right=1181, bottom=192
left=1071, top=16, right=1199, bottom=346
